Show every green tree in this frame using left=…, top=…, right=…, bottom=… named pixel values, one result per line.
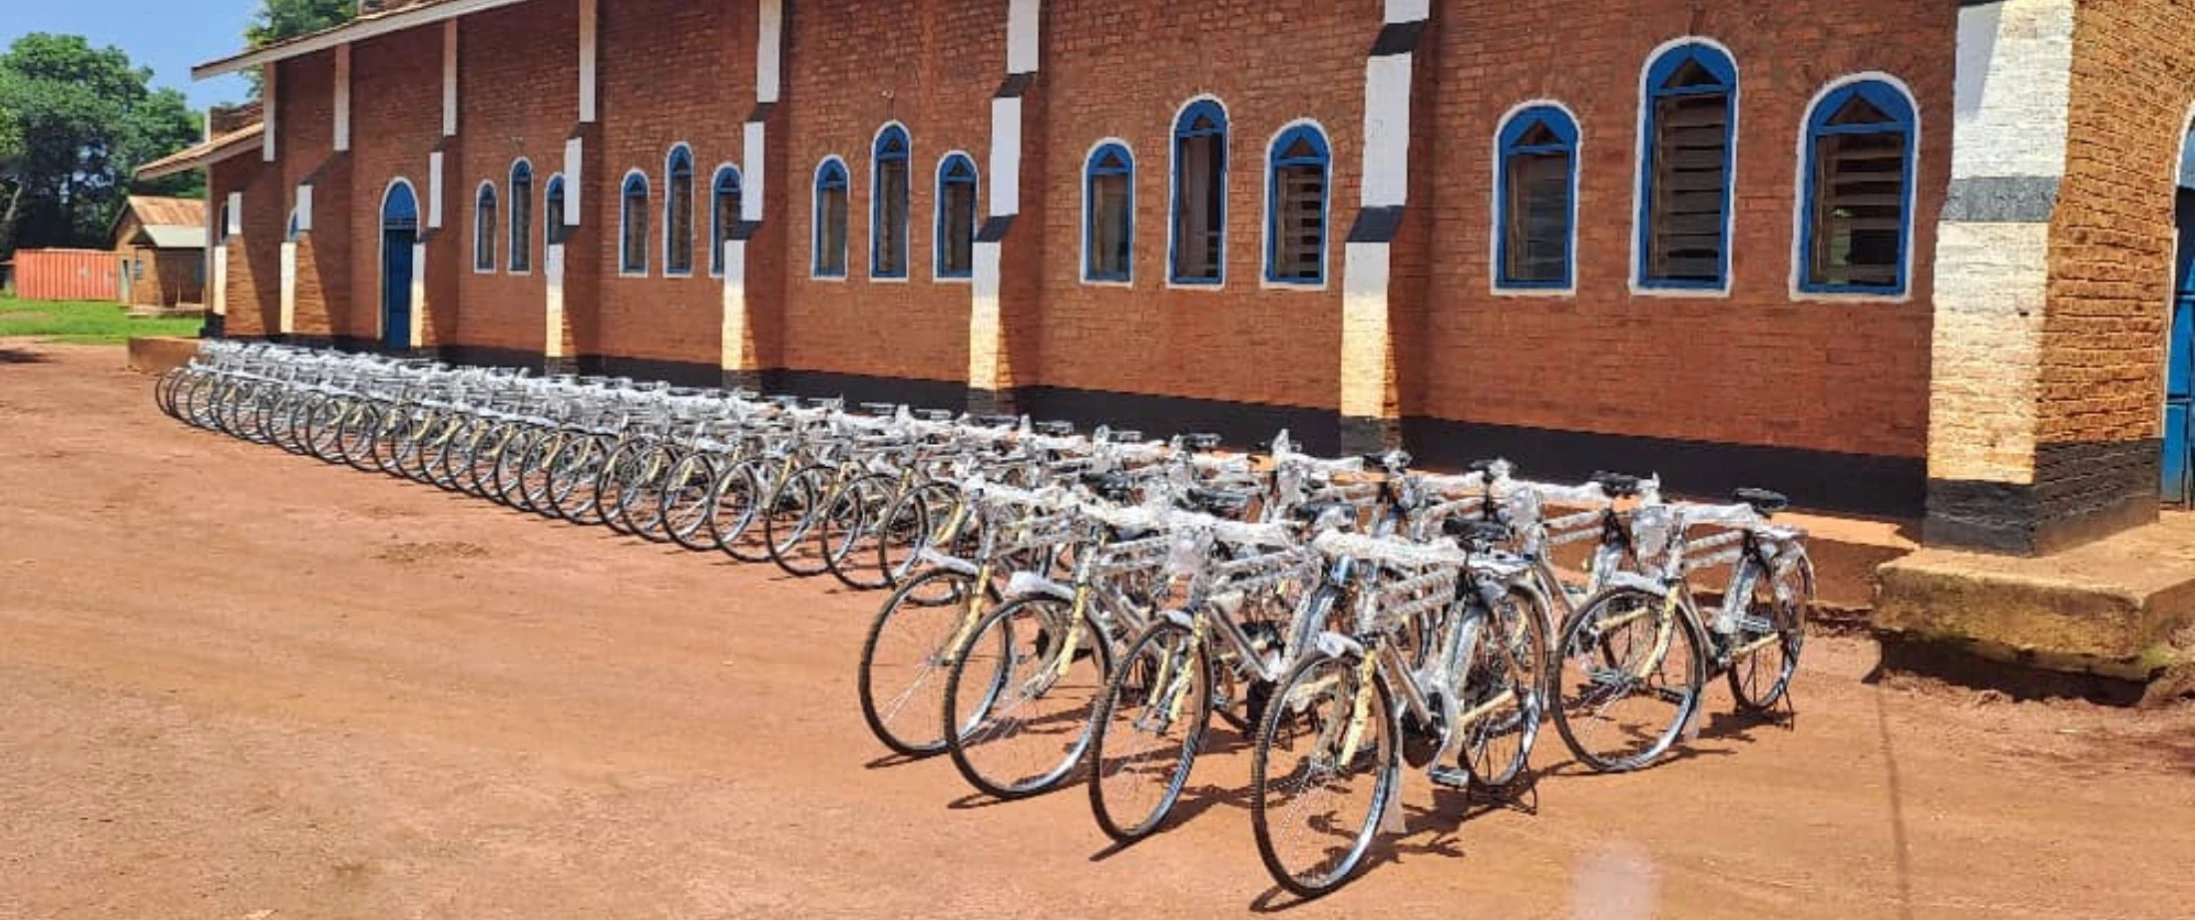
left=242, top=0, right=356, bottom=96
left=0, top=33, right=201, bottom=257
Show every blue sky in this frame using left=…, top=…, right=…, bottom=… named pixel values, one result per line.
left=2, top=0, right=260, bottom=111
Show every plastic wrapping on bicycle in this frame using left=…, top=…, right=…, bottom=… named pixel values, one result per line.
left=1732, top=488, right=1789, bottom=515
left=1177, top=432, right=1224, bottom=452
left=1442, top=517, right=1513, bottom=547
left=1589, top=470, right=1646, bottom=497
left=1183, top=485, right=1253, bottom=518
left=1032, top=420, right=1076, bottom=437
left=1312, top=530, right=1467, bottom=569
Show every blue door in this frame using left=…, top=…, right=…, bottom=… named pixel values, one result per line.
left=2164, top=190, right=2195, bottom=503
left=381, top=181, right=420, bottom=351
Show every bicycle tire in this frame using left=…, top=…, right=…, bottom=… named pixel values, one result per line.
left=857, top=568, right=995, bottom=756
left=1088, top=618, right=1212, bottom=843
left=941, top=595, right=1112, bottom=800
left=1250, top=646, right=1399, bottom=899
left=1549, top=584, right=1706, bottom=774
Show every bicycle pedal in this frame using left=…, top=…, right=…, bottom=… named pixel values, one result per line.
left=1428, top=766, right=1471, bottom=789
left=1734, top=614, right=1773, bottom=635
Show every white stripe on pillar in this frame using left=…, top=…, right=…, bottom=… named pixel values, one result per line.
left=988, top=96, right=1022, bottom=217
left=545, top=243, right=566, bottom=358
left=1006, top=0, right=1040, bottom=74
left=562, top=136, right=583, bottom=222
left=279, top=241, right=297, bottom=335
left=742, top=122, right=766, bottom=222
left=410, top=243, right=428, bottom=348
left=333, top=44, right=352, bottom=152
left=429, top=151, right=445, bottom=229
left=262, top=63, right=278, bottom=162
left=757, top=0, right=784, bottom=104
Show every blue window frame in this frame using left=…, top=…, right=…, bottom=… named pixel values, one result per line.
left=544, top=174, right=567, bottom=247
left=710, top=165, right=742, bottom=277
left=871, top=125, right=911, bottom=279
left=934, top=153, right=978, bottom=279
left=285, top=209, right=302, bottom=242
left=1636, top=41, right=1737, bottom=290
left=474, top=182, right=498, bottom=272
left=1170, top=98, right=1228, bottom=285
left=619, top=171, right=649, bottom=275
left=1495, top=104, right=1580, bottom=290
left=814, top=157, right=849, bottom=278
left=1265, top=123, right=1330, bottom=286
left=1084, top=142, right=1134, bottom=283
left=1798, top=78, right=1917, bottom=295
left=508, top=160, right=534, bottom=273
left=664, top=145, right=695, bottom=276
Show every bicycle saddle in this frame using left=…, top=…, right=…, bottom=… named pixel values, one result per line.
left=1185, top=486, right=1252, bottom=518
left=1591, top=471, right=1643, bottom=498
left=1178, top=432, right=1224, bottom=452
left=915, top=409, right=955, bottom=422
left=1105, top=429, right=1145, bottom=444
left=858, top=401, right=899, bottom=416
left=1733, top=488, right=1789, bottom=515
left=1362, top=450, right=1413, bottom=471
left=1443, top=517, right=1512, bottom=547
left=1033, top=420, right=1075, bottom=437
left=972, top=413, right=1020, bottom=428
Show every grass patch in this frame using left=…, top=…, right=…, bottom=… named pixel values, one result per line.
left=0, top=293, right=200, bottom=345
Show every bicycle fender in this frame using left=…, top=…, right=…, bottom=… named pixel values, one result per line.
left=1314, top=632, right=1364, bottom=660
left=1602, top=571, right=1668, bottom=597
left=915, top=548, right=979, bottom=578
left=1004, top=571, right=1073, bottom=602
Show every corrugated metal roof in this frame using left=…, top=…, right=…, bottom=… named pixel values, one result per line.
left=133, top=225, right=208, bottom=250
left=128, top=197, right=206, bottom=229
left=135, top=123, right=264, bottom=181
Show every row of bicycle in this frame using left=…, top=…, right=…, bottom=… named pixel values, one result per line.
left=156, top=339, right=1815, bottom=897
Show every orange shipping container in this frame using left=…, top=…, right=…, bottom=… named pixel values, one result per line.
left=11, top=249, right=120, bottom=301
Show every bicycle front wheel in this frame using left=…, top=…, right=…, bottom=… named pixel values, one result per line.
left=856, top=569, right=991, bottom=756
left=1459, top=587, right=1548, bottom=789
left=1728, top=555, right=1811, bottom=713
left=1088, top=618, right=1212, bottom=843
left=942, top=596, right=1110, bottom=799
left=1550, top=585, right=1705, bottom=773
left=1251, top=646, right=1399, bottom=899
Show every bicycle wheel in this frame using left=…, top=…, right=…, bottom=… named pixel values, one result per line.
left=429, top=416, right=480, bottom=492
left=661, top=452, right=727, bottom=550
left=1459, top=588, right=1548, bottom=789
left=371, top=408, right=414, bottom=476
left=1251, top=646, right=1400, bottom=899
left=1088, top=618, right=1212, bottom=843
left=549, top=434, right=613, bottom=524
left=820, top=474, right=895, bottom=590
left=336, top=403, right=382, bottom=471
left=1727, top=555, right=1811, bottom=713
left=1550, top=584, right=1706, bottom=773
left=876, top=482, right=952, bottom=587
left=941, top=595, right=1111, bottom=800
left=515, top=430, right=568, bottom=515
left=764, top=466, right=831, bottom=576
left=716, top=461, right=776, bottom=563
left=618, top=444, right=681, bottom=540
left=153, top=368, right=185, bottom=418
left=856, top=569, right=992, bottom=756
left=462, top=423, right=515, bottom=498
left=490, top=426, right=538, bottom=508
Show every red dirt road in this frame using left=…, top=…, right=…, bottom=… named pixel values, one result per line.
left=3, top=341, right=2192, bottom=919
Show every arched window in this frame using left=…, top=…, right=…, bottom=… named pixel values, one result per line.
left=285, top=208, right=301, bottom=242
left=1265, top=122, right=1330, bottom=286
left=544, top=174, right=567, bottom=247
left=664, top=145, right=695, bottom=276
left=872, top=125, right=911, bottom=279
left=1636, top=40, right=1737, bottom=290
left=710, top=165, right=742, bottom=277
left=1084, top=141, right=1134, bottom=283
left=508, top=160, right=534, bottom=273
left=1170, top=98, right=1228, bottom=285
left=935, top=153, right=978, bottom=279
left=474, top=182, right=498, bottom=272
left=1798, top=77, right=1917, bottom=295
left=620, top=171, right=650, bottom=275
left=1495, top=104, right=1580, bottom=290
left=814, top=157, right=850, bottom=278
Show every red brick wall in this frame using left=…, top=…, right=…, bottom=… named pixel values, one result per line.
left=348, top=26, right=443, bottom=346
left=458, top=1, right=581, bottom=354
left=214, top=156, right=280, bottom=337
left=1411, top=0, right=1953, bottom=459
left=2041, top=0, right=2195, bottom=447
left=591, top=0, right=750, bottom=365
left=777, top=0, right=994, bottom=384
left=277, top=52, right=345, bottom=339
left=1033, top=0, right=1363, bottom=410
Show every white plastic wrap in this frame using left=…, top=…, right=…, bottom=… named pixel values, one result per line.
left=1678, top=502, right=1763, bottom=530
left=1311, top=530, right=1468, bottom=568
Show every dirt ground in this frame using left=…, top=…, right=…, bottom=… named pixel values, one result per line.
left=2, top=340, right=2191, bottom=920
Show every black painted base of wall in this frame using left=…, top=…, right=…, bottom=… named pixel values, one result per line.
left=1339, top=415, right=1401, bottom=455
left=1926, top=439, right=2161, bottom=555
left=1402, top=416, right=1925, bottom=519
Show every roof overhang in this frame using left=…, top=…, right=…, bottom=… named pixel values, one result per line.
left=134, top=225, right=209, bottom=249
left=191, top=0, right=534, bottom=80
left=136, top=124, right=266, bottom=180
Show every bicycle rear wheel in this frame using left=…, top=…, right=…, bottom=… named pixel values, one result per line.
left=1727, top=556, right=1811, bottom=713
left=941, top=596, right=1111, bottom=800
left=1088, top=618, right=1212, bottom=843
left=1550, top=585, right=1705, bottom=773
left=712, top=462, right=772, bottom=561
left=661, top=453, right=727, bottom=550
left=764, top=466, right=831, bottom=576
left=1459, top=588, right=1547, bottom=789
left=820, top=474, right=894, bottom=590
left=1251, top=647, right=1399, bottom=899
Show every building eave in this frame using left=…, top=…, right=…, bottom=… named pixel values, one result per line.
left=190, top=0, right=535, bottom=80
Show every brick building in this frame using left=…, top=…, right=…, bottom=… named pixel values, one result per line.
left=108, top=197, right=208, bottom=308
left=173, top=0, right=2195, bottom=556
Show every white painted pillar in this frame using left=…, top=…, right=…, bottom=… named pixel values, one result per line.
left=546, top=243, right=566, bottom=358
left=1335, top=1, right=1426, bottom=451
left=332, top=43, right=352, bottom=152
left=429, top=151, right=445, bottom=229
left=279, top=242, right=297, bottom=335
left=262, top=63, right=278, bottom=162
left=410, top=242, right=428, bottom=348
left=969, top=1, right=1041, bottom=402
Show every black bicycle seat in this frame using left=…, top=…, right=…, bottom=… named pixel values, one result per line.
left=858, top=401, right=899, bottom=416
left=1734, top=488, right=1789, bottom=515
left=915, top=408, right=955, bottom=422
left=1033, top=420, right=1075, bottom=437
left=1290, top=500, right=1357, bottom=527
left=1361, top=450, right=1413, bottom=471
left=1106, top=429, right=1145, bottom=444
left=1185, top=486, right=1252, bottom=518
left=972, top=413, right=1020, bottom=428
left=1080, top=470, right=1135, bottom=500
left=1591, top=471, right=1643, bottom=497
left=1444, top=517, right=1513, bottom=546
left=1178, top=432, right=1224, bottom=452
